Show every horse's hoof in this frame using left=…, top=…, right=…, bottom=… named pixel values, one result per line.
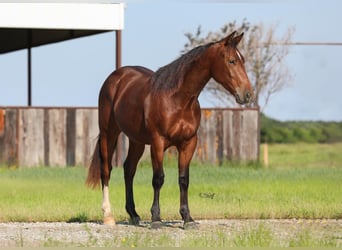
left=183, top=221, right=198, bottom=230
left=129, top=216, right=141, bottom=226
left=150, top=221, right=163, bottom=229
left=103, top=215, right=116, bottom=226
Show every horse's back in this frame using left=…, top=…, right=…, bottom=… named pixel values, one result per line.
left=99, top=66, right=152, bottom=106
left=101, top=65, right=152, bottom=93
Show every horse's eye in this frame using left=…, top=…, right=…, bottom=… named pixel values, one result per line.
left=228, top=59, right=236, bottom=65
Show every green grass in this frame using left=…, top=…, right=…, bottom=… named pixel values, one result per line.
left=261, top=142, right=342, bottom=168
left=106, top=223, right=339, bottom=247
left=0, top=144, right=342, bottom=222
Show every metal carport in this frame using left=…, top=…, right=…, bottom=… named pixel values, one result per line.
left=0, top=2, right=125, bottom=106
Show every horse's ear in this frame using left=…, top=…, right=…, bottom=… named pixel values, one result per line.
left=222, top=31, right=237, bottom=45
left=232, top=32, right=244, bottom=46
left=226, top=31, right=237, bottom=41
left=222, top=31, right=244, bottom=47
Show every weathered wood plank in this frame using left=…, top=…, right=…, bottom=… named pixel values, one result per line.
left=196, top=110, right=207, bottom=162
left=216, top=110, right=224, bottom=165
left=0, top=109, right=18, bottom=166
left=196, top=109, right=217, bottom=164
left=18, top=109, right=44, bottom=167
left=47, top=109, right=67, bottom=167
left=75, top=109, right=98, bottom=167
left=231, top=110, right=241, bottom=161
left=222, top=109, right=233, bottom=161
left=0, top=108, right=6, bottom=164
left=112, top=134, right=127, bottom=167
left=0, top=108, right=4, bottom=138
left=66, top=109, right=76, bottom=166
left=43, top=109, right=49, bottom=166
left=240, top=110, right=259, bottom=161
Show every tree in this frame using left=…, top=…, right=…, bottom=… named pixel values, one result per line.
left=183, top=19, right=294, bottom=110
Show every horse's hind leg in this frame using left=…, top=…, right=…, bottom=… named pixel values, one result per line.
left=100, top=127, right=120, bottom=225
left=123, top=140, right=145, bottom=225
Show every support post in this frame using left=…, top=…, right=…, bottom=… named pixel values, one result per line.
left=27, top=30, right=32, bottom=106
left=116, top=29, right=122, bottom=69
left=114, top=30, right=123, bottom=167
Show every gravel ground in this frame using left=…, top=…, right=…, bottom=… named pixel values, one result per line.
left=0, top=219, right=341, bottom=247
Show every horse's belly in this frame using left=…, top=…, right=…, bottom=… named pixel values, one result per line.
left=121, top=125, right=152, bottom=145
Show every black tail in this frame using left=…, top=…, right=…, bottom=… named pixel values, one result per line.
left=86, top=138, right=102, bottom=189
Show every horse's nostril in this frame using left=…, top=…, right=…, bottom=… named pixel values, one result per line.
left=245, top=92, right=251, bottom=100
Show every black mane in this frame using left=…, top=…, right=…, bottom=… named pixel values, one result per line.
left=151, top=43, right=212, bottom=93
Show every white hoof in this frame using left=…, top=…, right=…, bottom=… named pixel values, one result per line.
left=103, top=215, right=115, bottom=226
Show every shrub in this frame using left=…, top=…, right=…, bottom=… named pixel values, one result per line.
left=260, top=113, right=342, bottom=144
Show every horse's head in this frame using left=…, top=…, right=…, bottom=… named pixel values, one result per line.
left=211, top=31, right=253, bottom=105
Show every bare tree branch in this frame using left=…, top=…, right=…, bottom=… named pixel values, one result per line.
left=183, top=19, right=295, bottom=110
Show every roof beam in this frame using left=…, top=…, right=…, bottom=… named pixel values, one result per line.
left=0, top=3, right=124, bottom=30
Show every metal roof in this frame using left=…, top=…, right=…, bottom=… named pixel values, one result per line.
left=0, top=2, right=124, bottom=106
left=0, top=2, right=124, bottom=54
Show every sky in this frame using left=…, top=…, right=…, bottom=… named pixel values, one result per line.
left=0, top=0, right=342, bottom=121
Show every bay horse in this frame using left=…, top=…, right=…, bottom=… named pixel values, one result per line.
left=86, top=31, right=253, bottom=229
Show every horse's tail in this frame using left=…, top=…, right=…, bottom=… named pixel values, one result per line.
left=86, top=137, right=102, bottom=189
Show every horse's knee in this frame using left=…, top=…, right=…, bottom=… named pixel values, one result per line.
left=124, top=161, right=136, bottom=178
left=123, top=161, right=131, bottom=178
left=178, top=175, right=189, bottom=189
left=152, top=172, right=164, bottom=189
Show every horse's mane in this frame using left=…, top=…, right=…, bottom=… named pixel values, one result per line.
left=151, top=43, right=213, bottom=93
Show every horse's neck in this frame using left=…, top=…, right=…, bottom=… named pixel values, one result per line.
left=176, top=49, right=213, bottom=100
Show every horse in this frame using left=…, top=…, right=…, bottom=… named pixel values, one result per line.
left=86, top=31, right=253, bottom=229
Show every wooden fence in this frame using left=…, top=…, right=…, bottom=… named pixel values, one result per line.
left=0, top=107, right=259, bottom=167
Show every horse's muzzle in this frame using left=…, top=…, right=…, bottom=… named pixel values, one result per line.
left=235, top=90, right=253, bottom=105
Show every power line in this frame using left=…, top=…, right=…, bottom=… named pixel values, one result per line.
left=270, top=42, right=342, bottom=46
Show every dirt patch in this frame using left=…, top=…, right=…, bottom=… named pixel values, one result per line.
left=0, top=219, right=341, bottom=247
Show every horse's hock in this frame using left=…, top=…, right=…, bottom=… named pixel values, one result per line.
left=0, top=107, right=259, bottom=167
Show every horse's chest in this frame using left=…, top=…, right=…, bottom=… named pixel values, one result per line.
left=167, top=116, right=199, bottom=142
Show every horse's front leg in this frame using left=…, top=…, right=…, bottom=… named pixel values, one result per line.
left=150, top=138, right=165, bottom=229
left=177, top=136, right=197, bottom=229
